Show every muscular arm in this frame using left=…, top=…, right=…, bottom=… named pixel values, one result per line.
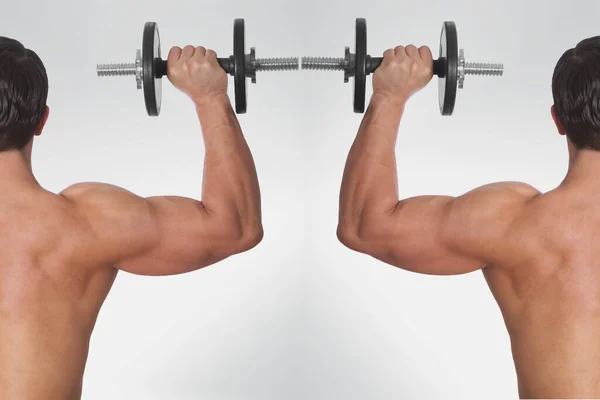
left=337, top=47, right=540, bottom=275
left=61, top=47, right=262, bottom=276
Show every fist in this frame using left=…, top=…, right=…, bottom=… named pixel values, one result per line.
left=167, top=46, right=228, bottom=104
left=373, top=45, right=434, bottom=103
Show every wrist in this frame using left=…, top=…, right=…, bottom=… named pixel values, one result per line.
left=367, top=93, right=406, bottom=129
left=193, top=93, right=231, bottom=110
left=194, top=94, right=237, bottom=134
left=370, top=92, right=407, bottom=111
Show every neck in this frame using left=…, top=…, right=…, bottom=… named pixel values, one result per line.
left=0, top=150, right=39, bottom=189
left=562, top=147, right=600, bottom=189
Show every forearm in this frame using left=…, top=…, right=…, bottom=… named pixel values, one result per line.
left=339, top=94, right=406, bottom=234
left=195, top=95, right=261, bottom=234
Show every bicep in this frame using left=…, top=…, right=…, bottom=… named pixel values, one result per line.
left=366, top=195, right=486, bottom=275
left=62, top=183, right=239, bottom=276
left=119, top=196, right=245, bottom=275
left=362, top=183, right=539, bottom=275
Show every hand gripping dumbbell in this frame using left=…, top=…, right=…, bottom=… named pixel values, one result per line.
left=302, top=18, right=504, bottom=115
left=97, top=19, right=299, bottom=116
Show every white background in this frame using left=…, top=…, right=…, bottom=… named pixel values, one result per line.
left=3, top=0, right=599, bottom=398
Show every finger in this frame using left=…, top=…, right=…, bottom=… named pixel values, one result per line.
left=382, top=48, right=395, bottom=63
left=181, top=45, right=196, bottom=60
left=418, top=46, right=434, bottom=65
left=168, top=46, right=182, bottom=64
left=405, top=45, right=418, bottom=58
left=394, top=45, right=407, bottom=58
left=193, top=46, right=207, bottom=59
left=205, top=49, right=217, bottom=61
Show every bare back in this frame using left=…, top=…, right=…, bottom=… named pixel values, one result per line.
left=338, top=121, right=600, bottom=396
left=485, top=187, right=600, bottom=398
left=336, top=41, right=600, bottom=397
left=0, top=43, right=262, bottom=400
left=0, top=188, right=117, bottom=399
left=0, top=174, right=262, bottom=399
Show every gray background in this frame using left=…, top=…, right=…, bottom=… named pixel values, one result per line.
left=2, top=0, right=599, bottom=398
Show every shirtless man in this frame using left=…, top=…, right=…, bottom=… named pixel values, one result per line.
left=337, top=38, right=600, bottom=398
left=0, top=38, right=263, bottom=399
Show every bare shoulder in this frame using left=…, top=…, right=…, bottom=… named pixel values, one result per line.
left=444, top=182, right=542, bottom=258
left=463, top=181, right=541, bottom=200
left=59, top=182, right=153, bottom=221
left=59, top=182, right=158, bottom=254
left=60, top=182, right=138, bottom=202
left=453, top=181, right=542, bottom=220
left=452, top=181, right=541, bottom=225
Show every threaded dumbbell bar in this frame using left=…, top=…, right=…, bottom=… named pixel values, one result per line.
left=98, top=57, right=300, bottom=78
left=97, top=19, right=299, bottom=116
left=302, top=19, right=504, bottom=115
left=305, top=54, right=505, bottom=85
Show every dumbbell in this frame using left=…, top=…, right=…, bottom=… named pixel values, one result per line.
left=97, top=19, right=299, bottom=116
left=302, top=18, right=504, bottom=115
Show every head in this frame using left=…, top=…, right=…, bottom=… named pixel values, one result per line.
left=552, top=36, right=600, bottom=154
left=0, top=37, right=49, bottom=159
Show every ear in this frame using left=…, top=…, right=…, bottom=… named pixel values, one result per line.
left=34, top=106, right=50, bottom=137
left=551, top=105, right=566, bottom=136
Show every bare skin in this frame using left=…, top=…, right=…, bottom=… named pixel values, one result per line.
left=0, top=45, right=262, bottom=399
left=337, top=44, right=600, bottom=398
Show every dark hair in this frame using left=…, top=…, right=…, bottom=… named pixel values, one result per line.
left=552, top=36, right=600, bottom=150
left=0, top=37, right=48, bottom=151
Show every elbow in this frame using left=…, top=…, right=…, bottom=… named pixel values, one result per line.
left=337, top=216, right=392, bottom=256
left=337, top=220, right=375, bottom=254
left=239, top=222, right=264, bottom=252
left=207, top=204, right=263, bottom=256
left=225, top=219, right=264, bottom=254
left=337, top=223, right=363, bottom=252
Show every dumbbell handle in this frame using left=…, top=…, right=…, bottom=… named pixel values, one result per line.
left=153, top=57, right=235, bottom=78
left=367, top=57, right=447, bottom=78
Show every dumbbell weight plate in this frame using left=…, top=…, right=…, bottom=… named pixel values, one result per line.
left=354, top=18, right=368, bottom=113
left=233, top=19, right=247, bottom=114
left=438, top=21, right=458, bottom=116
left=351, top=19, right=460, bottom=116
left=143, top=22, right=162, bottom=116
left=141, top=20, right=247, bottom=116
